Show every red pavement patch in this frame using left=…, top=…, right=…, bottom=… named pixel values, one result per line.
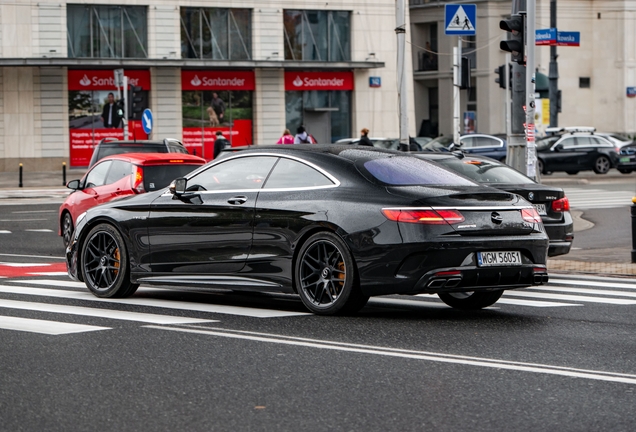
left=0, top=263, right=67, bottom=278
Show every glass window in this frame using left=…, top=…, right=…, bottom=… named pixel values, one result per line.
left=434, top=157, right=535, bottom=184
left=360, top=157, right=476, bottom=186
left=67, top=5, right=147, bottom=58
left=285, top=90, right=351, bottom=143
left=575, top=137, right=594, bottom=146
left=559, top=137, right=577, bottom=148
left=283, top=10, right=351, bottom=61
left=459, top=137, right=475, bottom=148
left=105, top=160, right=132, bottom=184
left=189, top=156, right=276, bottom=191
left=144, top=164, right=203, bottom=191
left=180, top=7, right=251, bottom=60
left=84, top=161, right=112, bottom=188
left=264, top=158, right=334, bottom=189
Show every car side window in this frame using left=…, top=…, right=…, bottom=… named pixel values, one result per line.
left=169, top=144, right=187, bottom=153
left=84, top=161, right=112, bottom=188
left=105, top=160, right=132, bottom=185
left=460, top=137, right=474, bottom=148
left=188, top=156, right=277, bottom=191
left=264, top=158, right=334, bottom=189
left=559, top=137, right=577, bottom=148
left=575, top=137, right=594, bottom=146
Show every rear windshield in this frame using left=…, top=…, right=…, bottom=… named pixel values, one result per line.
left=434, top=157, right=535, bottom=184
left=143, top=164, right=202, bottom=191
left=98, top=145, right=167, bottom=160
left=361, top=156, right=476, bottom=186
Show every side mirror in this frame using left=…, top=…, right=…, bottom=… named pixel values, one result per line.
left=169, top=177, right=187, bottom=195
left=554, top=143, right=564, bottom=152
left=448, top=143, right=457, bottom=152
left=67, top=179, right=81, bottom=190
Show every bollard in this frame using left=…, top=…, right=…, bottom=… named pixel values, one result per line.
left=19, top=163, right=23, bottom=188
left=62, top=162, right=67, bottom=186
left=632, top=196, right=636, bottom=263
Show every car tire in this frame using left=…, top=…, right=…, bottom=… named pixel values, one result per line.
left=62, top=212, right=74, bottom=249
left=81, top=223, right=139, bottom=298
left=437, top=290, right=504, bottom=310
left=537, top=159, right=545, bottom=174
left=593, top=156, right=611, bottom=174
left=566, top=171, right=579, bottom=175
left=618, top=168, right=633, bottom=174
left=294, top=232, right=369, bottom=315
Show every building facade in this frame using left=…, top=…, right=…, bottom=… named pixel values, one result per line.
left=0, top=0, right=415, bottom=170
left=410, top=0, right=636, bottom=138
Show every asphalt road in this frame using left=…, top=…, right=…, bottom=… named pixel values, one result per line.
left=0, top=193, right=635, bottom=431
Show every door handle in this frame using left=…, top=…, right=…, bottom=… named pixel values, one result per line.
left=227, top=196, right=248, bottom=205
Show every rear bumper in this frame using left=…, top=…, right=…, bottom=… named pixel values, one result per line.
left=544, top=213, right=573, bottom=257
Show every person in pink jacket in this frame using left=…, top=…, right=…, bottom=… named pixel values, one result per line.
left=277, top=129, right=295, bottom=144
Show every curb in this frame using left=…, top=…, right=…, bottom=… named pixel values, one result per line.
left=548, top=259, right=636, bottom=277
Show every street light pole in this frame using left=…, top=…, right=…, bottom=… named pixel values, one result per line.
left=396, top=0, right=409, bottom=152
left=549, top=0, right=559, bottom=127
left=525, top=0, right=537, bottom=180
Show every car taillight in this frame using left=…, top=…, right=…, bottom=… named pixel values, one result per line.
left=132, top=166, right=145, bottom=193
left=551, top=197, right=570, bottom=212
left=382, top=209, right=465, bottom=224
left=521, top=208, right=542, bottom=223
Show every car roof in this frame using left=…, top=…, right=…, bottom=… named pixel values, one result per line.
left=222, top=144, right=404, bottom=160
left=97, top=152, right=206, bottom=165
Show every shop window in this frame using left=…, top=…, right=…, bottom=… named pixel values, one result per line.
left=67, top=5, right=147, bottom=58
left=283, top=10, right=351, bottom=61
left=180, top=8, right=251, bottom=60
left=285, top=91, right=351, bottom=143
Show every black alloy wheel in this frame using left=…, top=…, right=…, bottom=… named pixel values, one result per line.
left=537, top=159, right=544, bottom=174
left=62, top=212, right=73, bottom=248
left=81, top=223, right=138, bottom=298
left=295, top=232, right=368, bottom=315
left=593, top=156, right=611, bottom=174
left=438, top=290, right=504, bottom=310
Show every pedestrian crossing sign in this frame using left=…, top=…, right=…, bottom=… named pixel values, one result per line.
left=445, top=4, right=476, bottom=35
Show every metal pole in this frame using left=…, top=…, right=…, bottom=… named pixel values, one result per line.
left=396, top=0, right=409, bottom=151
left=549, top=0, right=558, bottom=127
left=18, top=163, right=23, bottom=188
left=632, top=197, right=636, bottom=263
left=505, top=54, right=511, bottom=138
left=62, top=162, right=66, bottom=186
left=123, top=75, right=129, bottom=140
left=525, top=0, right=537, bottom=180
left=453, top=40, right=461, bottom=145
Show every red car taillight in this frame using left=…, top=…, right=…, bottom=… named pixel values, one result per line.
left=382, top=209, right=465, bottom=224
left=551, top=197, right=570, bottom=212
left=132, top=166, right=145, bottom=193
left=521, top=207, right=542, bottom=223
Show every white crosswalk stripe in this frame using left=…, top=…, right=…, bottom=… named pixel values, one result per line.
left=563, top=188, right=635, bottom=209
left=0, top=273, right=634, bottom=334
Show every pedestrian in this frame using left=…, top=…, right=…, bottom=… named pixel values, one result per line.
left=213, top=130, right=230, bottom=159
left=359, top=128, right=373, bottom=146
left=211, top=92, right=226, bottom=124
left=294, top=126, right=316, bottom=144
left=100, top=92, right=122, bottom=128
left=276, top=129, right=295, bottom=144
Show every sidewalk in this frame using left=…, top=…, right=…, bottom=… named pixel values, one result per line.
left=0, top=170, right=634, bottom=277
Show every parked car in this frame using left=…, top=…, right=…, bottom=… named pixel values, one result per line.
left=421, top=134, right=507, bottom=161
left=59, top=152, right=206, bottom=247
left=597, top=133, right=633, bottom=149
left=536, top=128, right=619, bottom=175
left=334, top=137, right=422, bottom=151
left=415, top=152, right=573, bottom=257
left=617, top=143, right=636, bottom=174
left=88, top=138, right=189, bottom=167
left=66, top=145, right=549, bottom=315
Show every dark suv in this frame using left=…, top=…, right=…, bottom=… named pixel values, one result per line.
left=88, top=138, right=189, bottom=167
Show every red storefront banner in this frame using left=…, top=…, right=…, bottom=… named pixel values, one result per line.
left=68, top=70, right=151, bottom=91
left=284, top=71, right=354, bottom=91
left=181, top=70, right=256, bottom=91
left=69, top=121, right=148, bottom=167
left=182, top=120, right=253, bottom=161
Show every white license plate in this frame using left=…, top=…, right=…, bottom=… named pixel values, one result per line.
left=533, top=203, right=547, bottom=215
left=477, top=251, right=523, bottom=267
left=620, top=156, right=632, bottom=163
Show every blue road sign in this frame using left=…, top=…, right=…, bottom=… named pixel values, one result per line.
left=536, top=28, right=557, bottom=46
left=627, top=87, right=636, bottom=98
left=557, top=31, right=580, bottom=47
left=445, top=4, right=476, bottom=36
left=369, top=77, right=381, bottom=88
left=142, top=109, right=153, bottom=135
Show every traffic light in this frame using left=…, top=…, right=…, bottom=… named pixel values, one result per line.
left=499, top=14, right=525, bottom=65
left=460, top=57, right=471, bottom=90
left=127, top=85, right=147, bottom=120
left=495, top=64, right=506, bottom=89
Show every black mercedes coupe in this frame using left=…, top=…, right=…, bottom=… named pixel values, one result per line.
left=66, top=145, right=549, bottom=315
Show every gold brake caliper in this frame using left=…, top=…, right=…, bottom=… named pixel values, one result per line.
left=113, top=248, right=120, bottom=276
left=336, top=261, right=345, bottom=290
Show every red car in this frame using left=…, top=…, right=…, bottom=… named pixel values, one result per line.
left=59, top=153, right=206, bottom=247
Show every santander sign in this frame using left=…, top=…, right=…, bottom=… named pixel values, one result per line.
left=181, top=71, right=255, bottom=91
left=285, top=71, right=353, bottom=91
left=68, top=70, right=150, bottom=91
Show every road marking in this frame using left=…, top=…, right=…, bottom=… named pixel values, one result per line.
left=25, top=229, right=54, bottom=233
left=545, top=279, right=636, bottom=290
left=0, top=299, right=215, bottom=325
left=0, top=284, right=310, bottom=318
left=12, top=210, right=57, bottom=213
left=550, top=274, right=636, bottom=284
left=0, top=219, right=49, bottom=222
left=411, top=295, right=579, bottom=308
left=29, top=272, right=68, bottom=276
left=0, top=253, right=65, bottom=260
left=13, top=279, right=84, bottom=289
left=533, top=286, right=636, bottom=298
left=503, top=291, right=636, bottom=305
left=0, top=316, right=109, bottom=335
left=0, top=230, right=11, bottom=234
left=146, top=326, right=636, bottom=385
